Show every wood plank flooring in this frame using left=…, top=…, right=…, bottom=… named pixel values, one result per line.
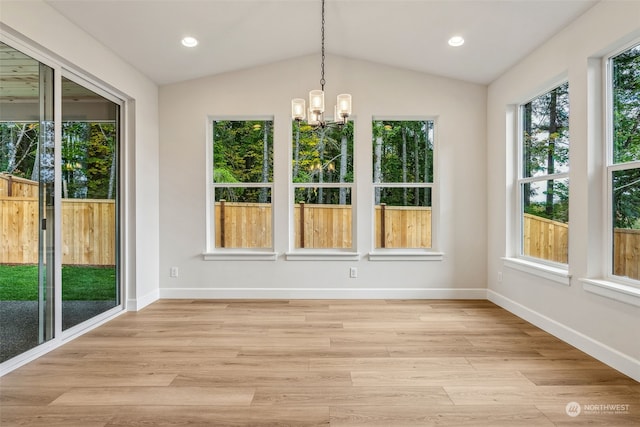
left=1, top=299, right=639, bottom=426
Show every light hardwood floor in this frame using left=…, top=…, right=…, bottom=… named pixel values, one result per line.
left=1, top=299, right=638, bottom=426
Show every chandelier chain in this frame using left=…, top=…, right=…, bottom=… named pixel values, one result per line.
left=320, top=0, right=326, bottom=90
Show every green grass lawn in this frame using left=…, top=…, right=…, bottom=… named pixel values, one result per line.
left=0, top=265, right=117, bottom=301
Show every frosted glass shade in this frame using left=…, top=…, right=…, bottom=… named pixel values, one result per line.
left=334, top=105, right=345, bottom=124
left=309, top=89, right=325, bottom=114
left=336, top=93, right=352, bottom=118
left=292, top=98, right=306, bottom=121
left=308, top=109, right=321, bottom=126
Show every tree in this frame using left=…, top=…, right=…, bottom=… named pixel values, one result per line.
left=612, top=44, right=640, bottom=228
left=292, top=121, right=353, bottom=204
left=522, top=82, right=570, bottom=222
left=0, top=122, right=39, bottom=179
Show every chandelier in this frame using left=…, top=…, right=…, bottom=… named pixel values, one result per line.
left=291, top=0, right=352, bottom=127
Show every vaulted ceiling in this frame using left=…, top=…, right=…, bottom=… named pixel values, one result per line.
left=45, top=0, right=598, bottom=86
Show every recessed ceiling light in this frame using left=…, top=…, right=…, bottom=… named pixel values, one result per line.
left=448, top=36, right=465, bottom=47
left=181, top=36, right=198, bottom=48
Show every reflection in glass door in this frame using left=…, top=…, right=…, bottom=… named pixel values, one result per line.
left=0, top=42, right=55, bottom=362
left=61, top=76, right=120, bottom=331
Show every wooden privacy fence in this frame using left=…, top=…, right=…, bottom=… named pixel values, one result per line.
left=375, top=204, right=432, bottom=248
left=295, top=202, right=352, bottom=249
left=614, top=228, right=640, bottom=280
left=524, top=213, right=640, bottom=280
left=523, top=213, right=568, bottom=264
left=215, top=201, right=432, bottom=249
left=0, top=197, right=115, bottom=265
left=0, top=173, right=38, bottom=198
left=215, top=200, right=272, bottom=248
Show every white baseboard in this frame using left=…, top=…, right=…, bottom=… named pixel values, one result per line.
left=160, top=287, right=487, bottom=300
left=487, top=289, right=640, bottom=382
left=127, top=288, right=159, bottom=311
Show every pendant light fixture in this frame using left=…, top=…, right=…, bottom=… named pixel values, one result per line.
left=291, top=0, right=352, bottom=127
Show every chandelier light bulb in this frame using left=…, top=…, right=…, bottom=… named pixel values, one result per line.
left=292, top=98, right=306, bottom=121
left=309, top=90, right=325, bottom=114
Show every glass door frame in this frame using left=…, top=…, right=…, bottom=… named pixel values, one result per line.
left=0, top=33, right=127, bottom=373
left=59, top=70, right=125, bottom=339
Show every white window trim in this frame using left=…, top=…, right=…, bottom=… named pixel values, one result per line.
left=204, top=116, right=275, bottom=258
left=502, top=257, right=571, bottom=286
left=514, top=83, right=570, bottom=274
left=592, top=43, right=640, bottom=296
left=369, top=117, right=441, bottom=257
left=289, top=120, right=356, bottom=255
left=581, top=278, right=640, bottom=308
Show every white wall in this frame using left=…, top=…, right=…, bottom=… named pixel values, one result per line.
left=159, top=55, right=487, bottom=298
left=487, top=0, right=640, bottom=380
left=0, top=1, right=160, bottom=310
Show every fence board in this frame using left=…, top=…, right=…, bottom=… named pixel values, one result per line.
left=375, top=205, right=432, bottom=249
left=614, top=228, right=640, bottom=280
left=293, top=203, right=352, bottom=249
left=215, top=201, right=272, bottom=248
left=523, top=213, right=568, bottom=264
left=0, top=174, right=39, bottom=198
left=1, top=197, right=115, bottom=265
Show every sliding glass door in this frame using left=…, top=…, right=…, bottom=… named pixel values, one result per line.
left=0, top=42, right=55, bottom=361
left=61, top=76, right=120, bottom=330
left=0, top=41, right=123, bottom=364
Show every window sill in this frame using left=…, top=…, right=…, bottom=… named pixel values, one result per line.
left=368, top=251, right=444, bottom=261
left=285, top=251, right=360, bottom=261
left=502, top=257, right=571, bottom=286
left=203, top=251, right=278, bottom=261
left=581, top=278, right=640, bottom=308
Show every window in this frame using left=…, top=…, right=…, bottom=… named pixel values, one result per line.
left=292, top=120, right=354, bottom=249
left=518, top=83, right=570, bottom=265
left=609, top=43, right=640, bottom=282
left=372, top=120, right=434, bottom=249
left=211, top=119, right=273, bottom=249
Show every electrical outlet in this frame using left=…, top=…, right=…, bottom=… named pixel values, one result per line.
left=349, top=267, right=358, bottom=278
left=497, top=271, right=503, bottom=283
left=170, top=267, right=179, bottom=278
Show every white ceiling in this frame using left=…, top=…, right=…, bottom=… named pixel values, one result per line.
left=45, top=0, right=599, bottom=86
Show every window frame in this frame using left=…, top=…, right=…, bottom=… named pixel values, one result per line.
left=287, top=119, right=358, bottom=258
left=369, top=117, right=443, bottom=261
left=604, top=41, right=640, bottom=288
left=204, top=116, right=277, bottom=260
left=516, top=82, right=570, bottom=269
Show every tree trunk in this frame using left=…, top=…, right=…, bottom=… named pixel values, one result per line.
left=339, top=130, right=347, bottom=205
left=374, top=134, right=383, bottom=205
left=523, top=102, right=533, bottom=211
left=546, top=90, right=558, bottom=217
left=414, top=131, right=420, bottom=205
left=293, top=121, right=301, bottom=179
left=259, top=121, right=270, bottom=203
left=318, top=128, right=325, bottom=203
left=402, top=126, right=408, bottom=205
left=8, top=124, right=28, bottom=173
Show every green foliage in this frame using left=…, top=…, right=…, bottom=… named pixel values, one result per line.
left=213, top=120, right=273, bottom=184
left=372, top=120, right=434, bottom=206
left=0, top=122, right=39, bottom=178
left=292, top=120, right=354, bottom=204
left=522, top=83, right=570, bottom=223
left=0, top=265, right=117, bottom=301
left=612, top=44, right=640, bottom=228
left=61, top=122, right=116, bottom=199
left=86, top=124, right=116, bottom=199
left=212, top=120, right=274, bottom=203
